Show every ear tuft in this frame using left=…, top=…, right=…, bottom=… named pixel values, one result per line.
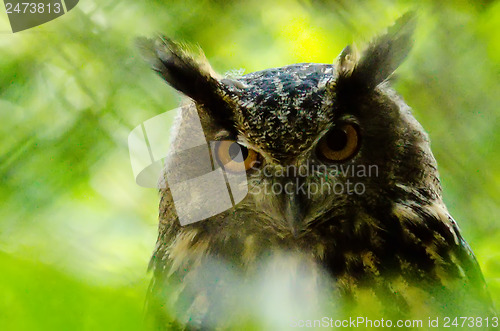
left=136, top=36, right=235, bottom=128
left=337, top=12, right=416, bottom=92
left=136, top=36, right=220, bottom=102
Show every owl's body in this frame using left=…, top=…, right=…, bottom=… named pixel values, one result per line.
left=140, top=15, right=495, bottom=329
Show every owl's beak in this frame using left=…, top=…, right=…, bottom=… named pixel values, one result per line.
left=283, top=188, right=306, bottom=237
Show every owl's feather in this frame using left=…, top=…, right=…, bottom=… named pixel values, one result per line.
left=351, top=12, right=416, bottom=89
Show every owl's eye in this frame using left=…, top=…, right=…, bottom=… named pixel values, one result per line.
left=215, top=141, right=259, bottom=172
left=317, top=124, right=360, bottom=162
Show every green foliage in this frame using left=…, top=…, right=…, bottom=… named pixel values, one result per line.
left=0, top=252, right=150, bottom=331
left=0, top=0, right=498, bottom=329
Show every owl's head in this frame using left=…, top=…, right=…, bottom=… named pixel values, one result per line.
left=142, top=14, right=442, bottom=238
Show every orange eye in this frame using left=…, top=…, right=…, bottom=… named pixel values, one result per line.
left=317, top=124, right=360, bottom=162
left=215, top=141, right=259, bottom=172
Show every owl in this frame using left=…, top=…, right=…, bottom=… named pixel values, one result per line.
left=138, top=14, right=496, bottom=330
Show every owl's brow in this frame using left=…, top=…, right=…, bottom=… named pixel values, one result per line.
left=214, top=130, right=237, bottom=141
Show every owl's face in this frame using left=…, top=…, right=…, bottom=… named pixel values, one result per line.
left=143, top=14, right=441, bottom=240
left=205, top=62, right=440, bottom=237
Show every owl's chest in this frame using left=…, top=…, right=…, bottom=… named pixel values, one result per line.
left=157, top=213, right=492, bottom=325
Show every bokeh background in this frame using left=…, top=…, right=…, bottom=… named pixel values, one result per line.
left=0, top=0, right=498, bottom=330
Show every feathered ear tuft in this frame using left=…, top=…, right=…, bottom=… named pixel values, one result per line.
left=336, top=12, right=416, bottom=92
left=136, top=36, right=235, bottom=128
